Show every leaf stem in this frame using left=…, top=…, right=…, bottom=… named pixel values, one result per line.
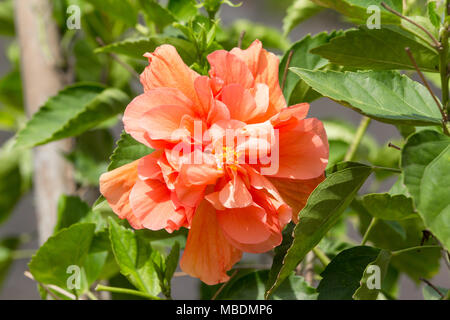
left=281, top=50, right=293, bottom=92
left=211, top=269, right=238, bottom=300
left=361, top=217, right=379, bottom=245
left=420, top=278, right=446, bottom=299
left=440, top=8, right=450, bottom=116
left=391, top=245, right=442, bottom=256
left=313, top=247, right=331, bottom=267
left=344, top=116, right=371, bottom=161
left=95, top=284, right=162, bottom=300
left=85, top=291, right=98, bottom=300
left=381, top=2, right=441, bottom=49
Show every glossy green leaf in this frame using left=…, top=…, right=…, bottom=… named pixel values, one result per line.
left=291, top=69, right=442, bottom=126
left=221, top=271, right=317, bottom=300
left=361, top=193, right=417, bottom=220
left=29, top=223, right=96, bottom=292
left=14, top=84, right=129, bottom=148
left=164, top=242, right=180, bottom=283
left=353, top=249, right=392, bottom=300
left=311, top=0, right=402, bottom=24
left=401, top=130, right=450, bottom=250
left=427, top=1, right=441, bottom=28
left=310, top=27, right=439, bottom=72
left=108, top=218, right=161, bottom=296
left=279, top=32, right=339, bottom=105
left=88, top=0, right=138, bottom=26
left=266, top=162, right=373, bottom=298
left=108, top=132, right=153, bottom=171
left=354, top=200, right=441, bottom=280
left=95, top=36, right=197, bottom=65
left=317, top=246, right=384, bottom=300
left=283, top=0, right=323, bottom=36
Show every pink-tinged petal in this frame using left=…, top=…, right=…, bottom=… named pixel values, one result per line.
left=207, top=100, right=230, bottom=125
left=249, top=83, right=269, bottom=122
left=194, top=76, right=214, bottom=117
left=221, top=84, right=267, bottom=123
left=141, top=45, right=199, bottom=103
left=207, top=50, right=254, bottom=89
left=139, top=104, right=196, bottom=143
left=271, top=103, right=310, bottom=128
left=268, top=118, right=328, bottom=180
left=230, top=40, right=286, bottom=118
left=123, top=88, right=195, bottom=147
left=180, top=200, right=242, bottom=285
left=99, top=161, right=143, bottom=229
left=216, top=204, right=272, bottom=245
left=218, top=170, right=253, bottom=208
left=129, top=178, right=185, bottom=232
left=268, top=174, right=324, bottom=223
left=179, top=160, right=224, bottom=187
left=174, top=181, right=205, bottom=208
left=137, top=151, right=163, bottom=181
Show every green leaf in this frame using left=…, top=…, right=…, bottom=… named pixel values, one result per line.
left=401, top=130, right=450, bottom=250
left=279, top=32, right=340, bottom=105
left=0, top=0, right=14, bottom=36
left=266, top=162, right=373, bottom=298
left=310, top=27, right=439, bottom=72
left=317, top=246, right=386, bottom=300
left=108, top=218, right=161, bottom=296
left=283, top=0, right=323, bottom=36
left=291, top=69, right=443, bottom=126
left=14, top=83, right=129, bottom=148
left=88, top=0, right=138, bottom=26
left=427, top=1, right=441, bottom=28
left=353, top=200, right=441, bottom=280
left=0, top=237, right=21, bottom=289
left=311, top=0, right=402, bottom=24
left=95, top=36, right=197, bottom=65
left=138, top=0, right=176, bottom=29
left=423, top=285, right=448, bottom=300
left=361, top=193, right=417, bottom=220
left=164, top=242, right=180, bottom=283
left=66, top=129, right=114, bottom=186
left=108, top=132, right=153, bottom=171
left=220, top=271, right=317, bottom=300
left=168, top=0, right=198, bottom=21
left=29, top=223, right=96, bottom=292
left=55, top=195, right=91, bottom=232
left=353, top=249, right=392, bottom=300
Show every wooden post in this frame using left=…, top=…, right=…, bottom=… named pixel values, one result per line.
left=14, top=0, right=74, bottom=244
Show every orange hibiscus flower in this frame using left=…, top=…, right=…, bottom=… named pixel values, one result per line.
left=99, top=40, right=329, bottom=285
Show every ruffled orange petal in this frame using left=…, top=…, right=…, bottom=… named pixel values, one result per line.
left=180, top=200, right=242, bottom=285
left=268, top=174, right=325, bottom=223
left=99, top=161, right=143, bottom=229
left=129, top=178, right=186, bottom=232
left=141, top=45, right=199, bottom=103
left=269, top=118, right=328, bottom=180
left=207, top=50, right=254, bottom=89
left=230, top=40, right=286, bottom=118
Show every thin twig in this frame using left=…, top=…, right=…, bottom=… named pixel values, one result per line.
left=344, top=116, right=371, bottom=161
left=405, top=48, right=449, bottom=134
left=24, top=271, right=63, bottom=300
left=381, top=2, right=441, bottom=49
left=95, top=37, right=140, bottom=81
left=238, top=30, right=246, bottom=49
left=420, top=278, right=446, bottom=299
left=211, top=270, right=238, bottom=300
left=281, top=50, right=293, bottom=91
left=388, top=142, right=401, bottom=150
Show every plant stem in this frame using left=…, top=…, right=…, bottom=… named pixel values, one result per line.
left=95, top=284, right=162, bottom=300
left=344, top=116, right=371, bottom=161
left=420, top=278, right=446, bottom=299
left=392, top=245, right=442, bottom=256
left=211, top=269, right=238, bottom=300
left=85, top=291, right=98, bottom=300
left=440, top=4, right=450, bottom=116
left=361, top=217, right=379, bottom=245
left=313, top=247, right=331, bottom=267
